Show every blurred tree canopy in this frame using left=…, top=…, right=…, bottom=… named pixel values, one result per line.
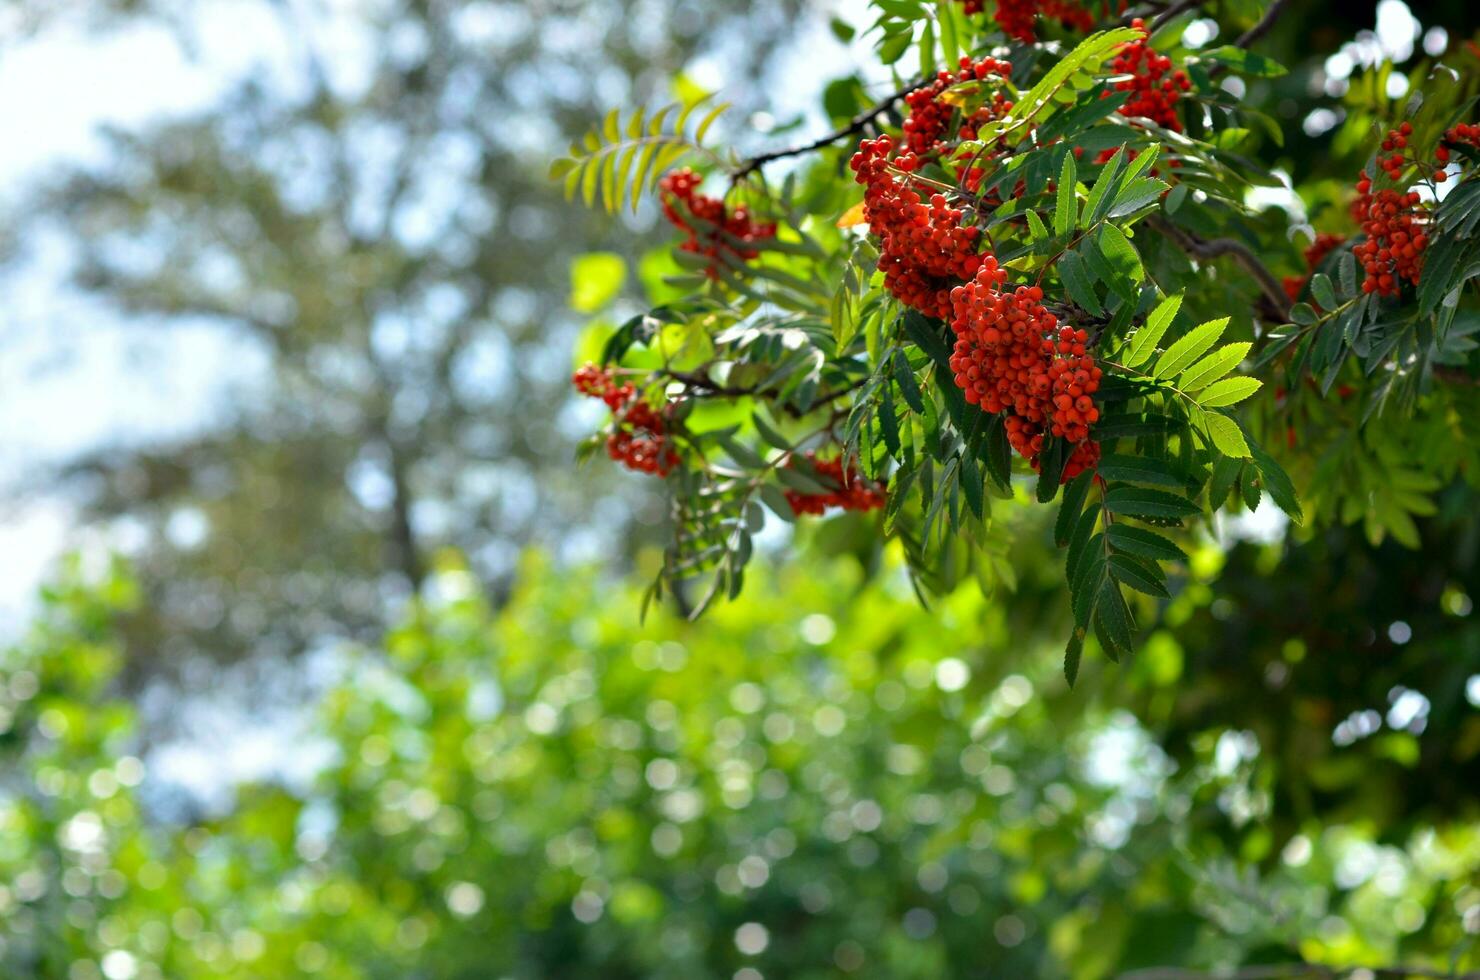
left=1, top=516, right=1477, bottom=978
left=2, top=0, right=807, bottom=677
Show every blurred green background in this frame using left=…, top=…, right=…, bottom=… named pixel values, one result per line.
left=0, top=0, right=1479, bottom=977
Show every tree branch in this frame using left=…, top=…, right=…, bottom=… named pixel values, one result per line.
left=665, top=369, right=868, bottom=415
left=1146, top=0, right=1203, bottom=31
left=1234, top=0, right=1289, bottom=50
left=1147, top=215, right=1292, bottom=320
left=731, top=77, right=926, bottom=181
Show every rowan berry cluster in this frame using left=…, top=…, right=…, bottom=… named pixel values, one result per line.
left=1436, top=122, right=1480, bottom=181
left=902, top=56, right=1014, bottom=158
left=607, top=401, right=680, bottom=476
left=1108, top=21, right=1190, bottom=133
left=1374, top=123, right=1413, bottom=182
left=572, top=363, right=681, bottom=476
left=1351, top=171, right=1427, bottom=297
left=850, top=136, right=984, bottom=318
left=980, top=0, right=1094, bottom=43
left=659, top=168, right=776, bottom=273
left=948, top=255, right=1102, bottom=481
left=573, top=362, right=634, bottom=410
left=1282, top=232, right=1347, bottom=303
left=783, top=453, right=886, bottom=515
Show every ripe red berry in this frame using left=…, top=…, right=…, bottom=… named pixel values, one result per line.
left=948, top=256, right=1101, bottom=482
left=782, top=452, right=886, bottom=515
left=659, top=168, right=777, bottom=276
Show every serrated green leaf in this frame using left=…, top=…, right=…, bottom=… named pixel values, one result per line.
left=1249, top=437, right=1303, bottom=523
left=1026, top=209, right=1050, bottom=241
left=1198, top=376, right=1262, bottom=408
left=1072, top=549, right=1104, bottom=628
left=1055, top=470, right=1095, bottom=547
left=1082, top=146, right=1126, bottom=228
left=1108, top=553, right=1170, bottom=598
left=892, top=349, right=926, bottom=413
left=1055, top=152, right=1079, bottom=236
left=1153, top=317, right=1229, bottom=379
left=1201, top=412, right=1251, bottom=457
left=1095, top=578, right=1134, bottom=656
left=1179, top=342, right=1251, bottom=391
left=1124, top=293, right=1182, bottom=368
left=1097, top=224, right=1143, bottom=287
left=1064, top=629, right=1085, bottom=687
left=1309, top=273, right=1339, bottom=310
left=1103, top=486, right=1199, bottom=519
left=1058, top=251, right=1102, bottom=316
left=1066, top=503, right=1103, bottom=586
left=1095, top=454, right=1183, bottom=488
left=1105, top=523, right=1187, bottom=561
left=1108, top=177, right=1170, bottom=217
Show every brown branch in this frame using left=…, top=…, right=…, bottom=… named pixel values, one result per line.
left=665, top=369, right=868, bottom=415
left=1147, top=215, right=1291, bottom=320
left=1146, top=0, right=1202, bottom=31
left=1233, top=0, right=1289, bottom=50
left=1434, top=365, right=1480, bottom=386
left=731, top=76, right=927, bottom=181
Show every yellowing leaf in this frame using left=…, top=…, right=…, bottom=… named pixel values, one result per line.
left=837, top=201, right=869, bottom=228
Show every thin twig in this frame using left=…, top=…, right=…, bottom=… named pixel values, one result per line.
left=664, top=369, right=868, bottom=415
left=1147, top=215, right=1291, bottom=320
left=1146, top=0, right=1202, bottom=31
left=731, top=76, right=927, bottom=181
left=1233, top=0, right=1289, bottom=50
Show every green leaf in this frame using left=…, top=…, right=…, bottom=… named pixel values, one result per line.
left=1082, top=146, right=1126, bottom=228
left=1036, top=438, right=1069, bottom=501
left=1072, top=550, right=1106, bottom=628
left=1123, top=293, right=1181, bottom=368
left=570, top=252, right=627, bottom=312
left=1105, top=523, right=1187, bottom=561
left=959, top=453, right=985, bottom=519
left=892, top=349, right=927, bottom=413
left=1108, top=553, right=1170, bottom=598
left=1309, top=273, right=1339, bottom=310
left=1153, top=317, right=1229, bottom=379
left=759, top=483, right=795, bottom=521
left=1197, top=376, right=1262, bottom=408
left=752, top=412, right=792, bottom=451
left=1066, top=503, right=1103, bottom=586
left=1249, top=437, right=1304, bottom=523
left=1108, top=178, right=1170, bottom=218
left=1055, top=152, right=1079, bottom=237
left=1026, top=209, right=1050, bottom=241
left=1103, top=486, right=1199, bottom=519
left=1064, top=629, right=1086, bottom=687
left=878, top=29, right=912, bottom=65
left=1198, top=44, right=1288, bottom=77
left=878, top=386, right=902, bottom=456
left=1201, top=412, right=1251, bottom=457
left=1055, top=470, right=1095, bottom=547
left=1097, top=224, right=1143, bottom=286
left=1207, top=455, right=1243, bottom=509
left=981, top=413, right=1012, bottom=491
left=1094, top=578, right=1134, bottom=657
left=1179, top=342, right=1251, bottom=391
left=1095, top=454, right=1183, bottom=488
left=1058, top=251, right=1103, bottom=316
